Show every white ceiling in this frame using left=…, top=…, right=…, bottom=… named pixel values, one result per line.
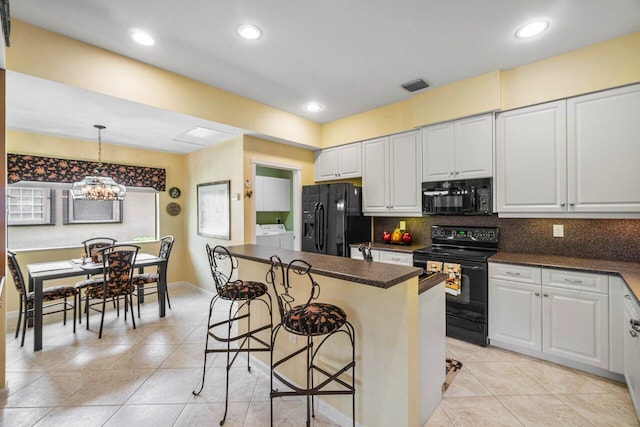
left=7, top=0, right=640, bottom=152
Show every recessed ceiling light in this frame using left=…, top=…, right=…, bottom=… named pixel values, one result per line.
left=305, top=103, right=322, bottom=112
left=515, top=20, right=549, bottom=39
left=237, top=24, right=262, bottom=40
left=131, top=30, right=155, bottom=46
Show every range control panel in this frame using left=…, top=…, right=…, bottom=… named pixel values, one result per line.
left=431, top=225, right=499, bottom=244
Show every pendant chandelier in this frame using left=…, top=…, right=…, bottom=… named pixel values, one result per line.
left=71, top=125, right=127, bottom=201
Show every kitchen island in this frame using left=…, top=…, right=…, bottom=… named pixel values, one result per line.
left=224, top=244, right=445, bottom=427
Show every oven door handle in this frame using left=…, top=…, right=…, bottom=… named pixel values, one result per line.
left=460, top=265, right=485, bottom=270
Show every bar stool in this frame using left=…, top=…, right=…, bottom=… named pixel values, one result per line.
left=193, top=244, right=272, bottom=426
left=266, top=256, right=356, bottom=427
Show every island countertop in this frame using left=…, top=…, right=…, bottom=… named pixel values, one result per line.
left=225, top=244, right=422, bottom=288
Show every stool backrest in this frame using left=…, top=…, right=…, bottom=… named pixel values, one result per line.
left=267, top=256, right=320, bottom=321
left=206, top=244, right=237, bottom=294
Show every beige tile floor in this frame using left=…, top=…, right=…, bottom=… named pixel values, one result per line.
left=1, top=283, right=638, bottom=426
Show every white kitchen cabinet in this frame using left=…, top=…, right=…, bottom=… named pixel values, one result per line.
left=496, top=83, right=640, bottom=216
left=349, top=246, right=412, bottom=266
left=623, top=290, right=640, bottom=420
left=489, top=263, right=610, bottom=370
left=567, top=84, right=640, bottom=213
left=609, top=276, right=625, bottom=374
left=489, top=277, right=542, bottom=351
left=362, top=131, right=422, bottom=216
left=314, top=142, right=362, bottom=182
left=495, top=100, right=567, bottom=213
left=255, top=176, right=290, bottom=212
left=422, top=114, right=493, bottom=182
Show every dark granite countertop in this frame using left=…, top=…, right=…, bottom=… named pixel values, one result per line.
left=225, top=244, right=422, bottom=289
left=490, top=252, right=640, bottom=303
left=349, top=242, right=427, bottom=254
left=418, top=272, right=447, bottom=295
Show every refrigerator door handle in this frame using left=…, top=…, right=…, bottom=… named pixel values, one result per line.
left=318, top=202, right=325, bottom=252
left=313, top=204, right=320, bottom=252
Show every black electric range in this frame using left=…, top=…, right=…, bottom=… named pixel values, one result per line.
left=413, top=225, right=499, bottom=346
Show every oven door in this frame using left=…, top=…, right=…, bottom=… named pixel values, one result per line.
left=415, top=254, right=488, bottom=345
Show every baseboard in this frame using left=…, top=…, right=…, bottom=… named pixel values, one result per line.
left=249, top=355, right=359, bottom=427
left=490, top=339, right=626, bottom=382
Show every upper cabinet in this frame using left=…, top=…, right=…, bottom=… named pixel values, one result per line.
left=496, top=100, right=567, bottom=213
left=362, top=130, right=422, bottom=216
left=314, top=142, right=362, bottom=182
left=496, top=83, right=640, bottom=217
left=422, top=114, right=493, bottom=182
left=255, top=176, right=290, bottom=212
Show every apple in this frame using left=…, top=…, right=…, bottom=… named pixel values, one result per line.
left=401, top=232, right=412, bottom=244
left=382, top=230, right=391, bottom=243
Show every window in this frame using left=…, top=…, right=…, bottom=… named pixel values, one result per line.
left=7, top=187, right=54, bottom=226
left=7, top=185, right=158, bottom=250
left=63, top=191, right=123, bottom=224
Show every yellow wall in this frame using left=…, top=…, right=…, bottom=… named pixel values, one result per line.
left=500, top=31, right=640, bottom=110
left=4, top=130, right=188, bottom=312
left=242, top=135, right=316, bottom=241
left=0, top=69, right=6, bottom=394
left=322, top=32, right=640, bottom=147
left=7, top=20, right=322, bottom=149
left=184, top=136, right=245, bottom=293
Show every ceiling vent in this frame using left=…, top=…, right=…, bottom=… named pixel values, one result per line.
left=401, top=78, right=430, bottom=93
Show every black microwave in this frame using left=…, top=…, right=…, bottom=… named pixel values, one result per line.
left=422, top=178, right=492, bottom=215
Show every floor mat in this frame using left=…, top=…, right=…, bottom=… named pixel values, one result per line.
left=442, top=358, right=463, bottom=392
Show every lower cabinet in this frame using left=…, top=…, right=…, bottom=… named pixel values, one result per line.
left=489, top=263, right=609, bottom=370
left=624, top=290, right=640, bottom=419
left=350, top=246, right=413, bottom=266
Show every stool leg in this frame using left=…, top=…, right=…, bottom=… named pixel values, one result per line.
left=193, top=296, right=216, bottom=396
left=306, top=335, right=312, bottom=427
left=220, top=301, right=235, bottom=426
left=246, top=300, right=251, bottom=372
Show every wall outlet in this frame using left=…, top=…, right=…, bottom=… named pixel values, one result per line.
left=553, top=224, right=564, bottom=238
left=289, top=333, right=296, bottom=344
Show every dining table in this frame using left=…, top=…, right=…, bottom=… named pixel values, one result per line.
left=26, top=253, right=167, bottom=351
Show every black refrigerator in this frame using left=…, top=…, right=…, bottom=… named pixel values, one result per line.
left=302, top=183, right=371, bottom=257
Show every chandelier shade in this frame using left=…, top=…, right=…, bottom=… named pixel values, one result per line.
left=71, top=125, right=127, bottom=201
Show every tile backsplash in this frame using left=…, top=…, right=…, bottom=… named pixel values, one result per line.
left=374, top=216, right=640, bottom=263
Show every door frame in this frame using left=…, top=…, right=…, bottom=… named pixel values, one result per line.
left=250, top=158, right=302, bottom=250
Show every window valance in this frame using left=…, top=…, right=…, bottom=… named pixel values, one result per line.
left=7, top=153, right=166, bottom=192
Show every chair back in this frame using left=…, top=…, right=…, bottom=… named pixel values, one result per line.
left=158, top=235, right=174, bottom=261
left=83, top=237, right=118, bottom=263
left=267, top=257, right=320, bottom=322
left=206, top=244, right=237, bottom=295
left=7, top=250, right=27, bottom=298
left=99, top=244, right=139, bottom=297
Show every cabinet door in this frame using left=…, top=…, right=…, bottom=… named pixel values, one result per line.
left=270, top=177, right=290, bottom=212
left=454, top=114, right=493, bottom=180
left=542, top=286, right=609, bottom=369
left=255, top=175, right=266, bottom=211
left=362, top=137, right=390, bottom=213
left=338, top=143, right=362, bottom=178
left=623, top=293, right=640, bottom=419
left=421, top=122, right=455, bottom=182
left=379, top=250, right=413, bottom=266
left=609, top=276, right=625, bottom=374
left=567, top=84, right=640, bottom=212
left=389, top=131, right=422, bottom=213
left=314, top=148, right=339, bottom=181
left=489, top=278, right=541, bottom=351
left=496, top=101, right=567, bottom=213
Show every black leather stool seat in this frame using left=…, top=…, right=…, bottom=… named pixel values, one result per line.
left=283, top=303, right=347, bottom=336
left=219, top=280, right=268, bottom=300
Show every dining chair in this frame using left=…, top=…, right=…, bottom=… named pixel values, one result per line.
left=7, top=251, right=77, bottom=347
left=131, top=235, right=174, bottom=317
left=82, top=237, right=117, bottom=263
left=76, top=244, right=140, bottom=338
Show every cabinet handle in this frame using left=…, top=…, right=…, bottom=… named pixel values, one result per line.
left=561, top=202, right=566, bottom=207
left=454, top=171, right=459, bottom=175
left=449, top=172, right=454, bottom=176
left=563, top=278, right=583, bottom=284
left=543, top=293, right=549, bottom=297
left=534, top=292, right=540, bottom=296
left=631, top=329, right=639, bottom=338
left=624, top=295, right=632, bottom=300
left=569, top=202, right=575, bottom=206
left=632, top=319, right=640, bottom=333
left=505, top=271, right=521, bottom=276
